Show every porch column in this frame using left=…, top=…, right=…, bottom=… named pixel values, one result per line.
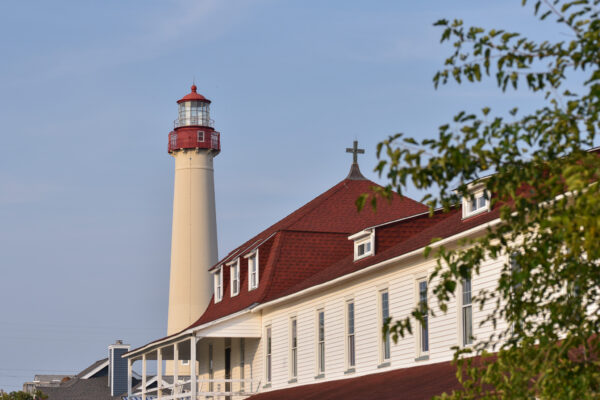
left=157, top=348, right=163, bottom=399
left=127, top=357, right=132, bottom=396
left=190, top=336, right=197, bottom=399
left=142, top=354, right=147, bottom=400
left=173, top=342, right=179, bottom=395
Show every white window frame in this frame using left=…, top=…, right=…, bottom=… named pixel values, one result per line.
left=246, top=250, right=259, bottom=291
left=290, top=316, right=298, bottom=380
left=416, top=278, right=429, bottom=357
left=197, top=130, right=205, bottom=142
left=379, top=290, right=391, bottom=363
left=229, top=259, right=240, bottom=297
left=265, top=325, right=272, bottom=383
left=349, top=230, right=375, bottom=261
left=346, top=300, right=356, bottom=370
left=316, top=309, right=325, bottom=376
left=460, top=277, right=473, bottom=347
left=462, top=186, right=490, bottom=218
left=213, top=266, right=223, bottom=303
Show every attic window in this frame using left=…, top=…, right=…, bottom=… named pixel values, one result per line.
left=214, top=266, right=223, bottom=303
left=246, top=250, right=259, bottom=291
left=462, top=188, right=490, bottom=218
left=350, top=230, right=375, bottom=261
left=229, top=259, right=240, bottom=297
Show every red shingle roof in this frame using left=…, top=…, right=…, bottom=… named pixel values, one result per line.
left=193, top=177, right=427, bottom=327
left=246, top=359, right=464, bottom=400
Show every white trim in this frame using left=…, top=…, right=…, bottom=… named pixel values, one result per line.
left=252, top=217, right=501, bottom=313
left=345, top=299, right=356, bottom=370
left=81, top=359, right=109, bottom=380
left=378, top=289, right=391, bottom=363
left=230, top=259, right=240, bottom=297
left=353, top=230, right=375, bottom=261
left=124, top=307, right=257, bottom=359
left=214, top=266, right=223, bottom=303
left=289, top=316, right=298, bottom=380
left=415, top=277, right=429, bottom=358
left=315, top=308, right=325, bottom=376
left=462, top=187, right=490, bottom=219
left=248, top=249, right=259, bottom=291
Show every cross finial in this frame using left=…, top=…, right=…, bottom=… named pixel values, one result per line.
left=346, top=140, right=365, bottom=164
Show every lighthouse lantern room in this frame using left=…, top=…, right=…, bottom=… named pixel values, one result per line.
left=168, top=85, right=220, bottom=154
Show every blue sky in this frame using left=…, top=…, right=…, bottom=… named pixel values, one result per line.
left=0, top=0, right=558, bottom=391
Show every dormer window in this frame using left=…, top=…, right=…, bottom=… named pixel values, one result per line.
left=214, top=266, right=223, bottom=303
left=349, top=230, right=375, bottom=261
left=229, top=259, right=240, bottom=297
left=462, top=185, right=490, bottom=218
left=246, top=250, right=259, bottom=290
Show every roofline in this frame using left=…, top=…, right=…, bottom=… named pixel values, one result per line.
left=123, top=306, right=257, bottom=359
left=252, top=215, right=501, bottom=313
left=80, top=359, right=109, bottom=379
left=210, top=232, right=277, bottom=271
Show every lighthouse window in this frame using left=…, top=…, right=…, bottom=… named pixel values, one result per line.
left=211, top=132, right=219, bottom=148
left=170, top=133, right=177, bottom=148
left=197, top=131, right=205, bottom=142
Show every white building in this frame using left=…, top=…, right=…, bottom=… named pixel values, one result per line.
left=123, top=88, right=509, bottom=400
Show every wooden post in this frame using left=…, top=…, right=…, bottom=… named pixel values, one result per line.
left=127, top=358, right=132, bottom=397
left=190, top=336, right=197, bottom=400
left=142, top=354, right=147, bottom=400
left=173, top=342, right=179, bottom=395
left=157, top=348, right=163, bottom=399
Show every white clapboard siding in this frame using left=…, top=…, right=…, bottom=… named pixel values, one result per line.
left=254, top=252, right=508, bottom=392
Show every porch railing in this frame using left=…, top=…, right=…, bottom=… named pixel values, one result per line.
left=139, top=377, right=262, bottom=400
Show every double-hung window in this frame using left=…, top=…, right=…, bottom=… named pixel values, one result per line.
left=290, top=317, right=298, bottom=380
left=265, top=326, right=272, bottom=383
left=214, top=266, right=223, bottom=303
left=380, top=291, right=391, bottom=363
left=230, top=259, right=240, bottom=297
left=247, top=251, right=259, bottom=290
left=317, top=310, right=325, bottom=376
left=462, top=278, right=473, bottom=346
left=351, top=230, right=375, bottom=261
left=418, top=279, right=429, bottom=355
left=462, top=187, right=490, bottom=218
left=347, top=301, right=356, bottom=369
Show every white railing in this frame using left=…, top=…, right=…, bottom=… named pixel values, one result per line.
left=139, top=378, right=261, bottom=400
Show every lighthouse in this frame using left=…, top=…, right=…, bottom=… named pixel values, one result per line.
left=166, top=85, right=219, bottom=337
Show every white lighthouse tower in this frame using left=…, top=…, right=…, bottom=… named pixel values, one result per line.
left=167, top=85, right=219, bottom=337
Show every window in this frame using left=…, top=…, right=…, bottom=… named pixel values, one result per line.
left=418, top=279, right=429, bottom=354
left=351, top=231, right=375, bottom=261
left=248, top=251, right=259, bottom=290
left=317, top=310, right=325, bottom=375
left=240, top=338, right=245, bottom=392
left=290, top=317, right=298, bottom=379
left=462, top=278, right=473, bottom=346
left=214, top=266, right=223, bottom=303
left=170, top=133, right=177, bottom=148
left=197, top=130, right=205, bottom=142
left=230, top=260, right=240, bottom=297
left=347, top=301, right=356, bottom=368
left=380, top=291, right=391, bottom=362
left=208, top=343, right=214, bottom=393
left=265, top=326, right=272, bottom=383
left=211, top=132, right=219, bottom=148
left=462, top=189, right=490, bottom=218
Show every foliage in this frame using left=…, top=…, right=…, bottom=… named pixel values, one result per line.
left=0, top=390, right=47, bottom=400
left=368, top=1, right=600, bottom=398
